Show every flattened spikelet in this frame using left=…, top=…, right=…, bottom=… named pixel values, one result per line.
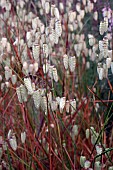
left=51, top=100, right=58, bottom=111
left=43, top=44, right=49, bottom=58
left=11, top=75, right=17, bottom=85
left=70, top=99, right=76, bottom=114
left=63, top=54, right=69, bottom=70
left=52, top=67, right=58, bottom=82
left=55, top=20, right=62, bottom=37
left=41, top=96, right=47, bottom=112
left=9, top=135, right=17, bottom=151
left=16, top=84, right=28, bottom=103
left=20, top=84, right=28, bottom=102
left=32, top=44, right=40, bottom=61
left=16, top=87, right=22, bottom=103
left=69, top=56, right=76, bottom=72
left=21, top=132, right=26, bottom=144
left=99, top=20, right=108, bottom=35
left=43, top=62, right=50, bottom=74
left=49, top=29, right=56, bottom=44
left=32, top=89, right=41, bottom=109
left=60, top=97, right=66, bottom=113
left=104, top=17, right=108, bottom=32
left=24, top=78, right=34, bottom=95
left=48, top=65, right=54, bottom=79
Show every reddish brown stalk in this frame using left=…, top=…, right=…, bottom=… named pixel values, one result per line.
left=3, top=92, right=16, bottom=116
left=63, top=146, right=74, bottom=169
left=87, top=86, right=109, bottom=108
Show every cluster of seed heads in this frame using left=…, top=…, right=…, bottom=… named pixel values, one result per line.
left=97, top=15, right=113, bottom=80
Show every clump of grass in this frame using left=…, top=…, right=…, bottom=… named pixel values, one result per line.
left=0, top=0, right=113, bottom=169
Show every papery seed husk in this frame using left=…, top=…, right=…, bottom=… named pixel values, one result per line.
left=9, top=136, right=17, bottom=151
left=80, top=156, right=86, bottom=168
left=21, top=132, right=26, bottom=144
left=24, top=78, right=34, bottom=95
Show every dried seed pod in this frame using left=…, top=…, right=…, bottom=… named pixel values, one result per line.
left=35, top=32, right=41, bottom=41
left=5, top=70, right=11, bottom=81
left=24, top=78, right=34, bottom=95
left=99, top=21, right=105, bottom=35
left=96, top=145, right=102, bottom=155
left=21, top=132, right=26, bottom=144
left=23, top=61, right=28, bottom=70
left=45, top=1, right=50, bottom=14
left=43, top=62, right=50, bottom=74
left=5, top=82, right=10, bottom=88
left=49, top=18, right=55, bottom=29
left=99, top=41, right=103, bottom=52
left=48, top=65, right=54, bottom=79
left=8, top=129, right=12, bottom=140
left=26, top=31, right=32, bottom=40
left=51, top=4, right=55, bottom=17
left=1, top=83, right=5, bottom=92
left=106, top=57, right=111, bottom=68
left=49, top=29, right=56, bottom=44
left=32, top=89, right=41, bottom=109
left=55, top=20, right=62, bottom=37
left=16, top=84, right=28, bottom=103
left=72, top=125, right=78, bottom=136
left=59, top=2, right=64, bottom=13
left=41, top=96, right=47, bottom=112
left=97, top=63, right=102, bottom=74
left=45, top=27, right=50, bottom=36
left=33, top=62, right=38, bottom=73
left=69, top=11, right=76, bottom=23
left=32, top=44, right=40, bottom=61
left=32, top=17, right=38, bottom=30
left=47, top=92, right=52, bottom=103
left=29, top=64, right=34, bottom=73
left=84, top=160, right=91, bottom=169
left=70, top=99, right=76, bottom=114
left=54, top=7, right=60, bottom=19
left=7, top=42, right=11, bottom=52
left=16, top=87, right=22, bottom=103
left=1, top=37, right=7, bottom=48
left=54, top=35, right=59, bottom=44
left=103, top=36, right=108, bottom=48
left=93, top=11, right=98, bottom=21
left=40, top=24, right=45, bottom=34
left=32, top=82, right=36, bottom=91
left=104, top=17, right=108, bottom=32
left=43, top=44, right=49, bottom=58
left=63, top=54, right=68, bottom=70
left=86, top=129, right=90, bottom=139
left=80, top=156, right=86, bottom=168
left=69, top=56, right=76, bottom=72
left=51, top=100, right=58, bottom=111
left=88, top=34, right=95, bottom=46
left=11, top=75, right=17, bottom=85
left=20, top=84, right=28, bottom=102
left=66, top=100, right=70, bottom=113
left=9, top=135, right=17, bottom=151
left=60, top=97, right=66, bottom=113
left=52, top=67, right=58, bottom=82
left=91, top=134, right=97, bottom=145
left=98, top=68, right=104, bottom=80
left=94, top=161, right=101, bottom=170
